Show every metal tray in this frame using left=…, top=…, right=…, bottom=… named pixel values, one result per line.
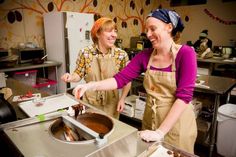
left=18, top=93, right=79, bottom=117
left=140, top=141, right=198, bottom=157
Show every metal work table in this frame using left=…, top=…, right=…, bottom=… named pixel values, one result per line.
left=1, top=80, right=150, bottom=157
left=195, top=75, right=236, bottom=157
left=197, top=57, right=236, bottom=75
left=197, top=57, right=236, bottom=65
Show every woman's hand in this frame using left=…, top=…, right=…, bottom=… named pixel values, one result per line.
left=138, top=129, right=165, bottom=142
left=61, top=73, right=72, bottom=82
left=73, top=82, right=95, bottom=99
left=61, top=73, right=81, bottom=82
left=117, top=98, right=125, bottom=112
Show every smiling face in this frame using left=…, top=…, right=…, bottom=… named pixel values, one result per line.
left=97, top=27, right=117, bottom=49
left=145, top=17, right=173, bottom=49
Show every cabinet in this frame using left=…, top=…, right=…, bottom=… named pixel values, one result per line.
left=0, top=60, right=61, bottom=94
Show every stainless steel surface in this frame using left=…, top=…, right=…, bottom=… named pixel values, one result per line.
left=62, top=115, right=101, bottom=139
left=138, top=141, right=198, bottom=157
left=52, top=113, right=113, bottom=145
left=3, top=115, right=139, bottom=157
left=1, top=94, right=152, bottom=157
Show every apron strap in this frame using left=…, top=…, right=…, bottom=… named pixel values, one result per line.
left=147, top=49, right=156, bottom=69
left=170, top=43, right=176, bottom=72
left=146, top=42, right=177, bottom=71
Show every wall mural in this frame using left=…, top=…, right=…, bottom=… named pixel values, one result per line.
left=0, top=0, right=158, bottom=50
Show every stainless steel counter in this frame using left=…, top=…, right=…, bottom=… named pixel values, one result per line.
left=195, top=75, right=236, bottom=157
left=0, top=95, right=150, bottom=157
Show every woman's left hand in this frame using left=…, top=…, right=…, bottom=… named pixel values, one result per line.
left=117, top=98, right=125, bottom=112
left=138, top=129, right=164, bottom=142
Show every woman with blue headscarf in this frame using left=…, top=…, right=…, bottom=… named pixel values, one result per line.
left=73, top=9, right=197, bottom=153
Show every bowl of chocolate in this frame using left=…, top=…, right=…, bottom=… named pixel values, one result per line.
left=49, top=112, right=114, bottom=144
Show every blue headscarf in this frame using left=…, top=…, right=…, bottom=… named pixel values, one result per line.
left=147, top=9, right=184, bottom=35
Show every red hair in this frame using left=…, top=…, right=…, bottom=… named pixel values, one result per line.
left=91, top=17, right=116, bottom=43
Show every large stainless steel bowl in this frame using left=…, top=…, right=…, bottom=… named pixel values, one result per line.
left=49, top=112, right=113, bottom=144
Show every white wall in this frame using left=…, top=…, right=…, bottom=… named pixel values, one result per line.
left=161, top=0, right=236, bottom=47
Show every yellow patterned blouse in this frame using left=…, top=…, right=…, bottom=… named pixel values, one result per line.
left=74, top=44, right=129, bottom=78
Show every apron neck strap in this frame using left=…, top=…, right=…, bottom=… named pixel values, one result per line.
left=147, top=42, right=177, bottom=71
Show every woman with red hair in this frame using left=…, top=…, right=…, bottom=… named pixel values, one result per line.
left=61, top=17, right=131, bottom=119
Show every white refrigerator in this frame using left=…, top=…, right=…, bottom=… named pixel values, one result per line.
left=43, top=12, right=94, bottom=93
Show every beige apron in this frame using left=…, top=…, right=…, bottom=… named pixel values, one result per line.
left=142, top=50, right=197, bottom=153
left=83, top=49, right=120, bottom=118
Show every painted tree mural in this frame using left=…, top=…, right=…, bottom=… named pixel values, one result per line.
left=111, top=0, right=156, bottom=33
left=0, top=0, right=157, bottom=49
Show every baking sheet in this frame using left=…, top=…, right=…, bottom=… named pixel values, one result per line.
left=146, top=141, right=198, bottom=157
left=18, top=93, right=79, bottom=117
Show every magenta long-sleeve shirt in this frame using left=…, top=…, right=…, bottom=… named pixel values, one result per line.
left=114, top=45, right=197, bottom=104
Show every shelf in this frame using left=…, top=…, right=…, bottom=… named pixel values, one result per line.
left=2, top=60, right=62, bottom=94
left=0, top=60, right=61, bottom=72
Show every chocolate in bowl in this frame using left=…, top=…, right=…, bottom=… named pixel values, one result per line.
left=49, top=112, right=113, bottom=143
left=76, top=112, right=113, bottom=135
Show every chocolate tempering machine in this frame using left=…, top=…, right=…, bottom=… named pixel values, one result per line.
left=0, top=94, right=148, bottom=157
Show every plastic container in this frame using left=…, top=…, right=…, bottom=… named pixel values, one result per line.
left=217, top=103, right=236, bottom=157
left=33, top=78, right=57, bottom=94
left=13, top=70, right=37, bottom=86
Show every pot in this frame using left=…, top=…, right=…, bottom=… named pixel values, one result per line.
left=76, top=112, right=113, bottom=134
left=49, top=112, right=113, bottom=144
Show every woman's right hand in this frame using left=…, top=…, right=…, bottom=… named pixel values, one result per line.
left=61, top=73, right=72, bottom=82
left=73, top=82, right=95, bottom=99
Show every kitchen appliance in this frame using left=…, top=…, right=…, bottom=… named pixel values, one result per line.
left=0, top=94, right=145, bottom=157
left=0, top=49, right=8, bottom=58
left=11, top=47, right=45, bottom=64
left=43, top=11, right=94, bottom=93
left=0, top=55, right=18, bottom=68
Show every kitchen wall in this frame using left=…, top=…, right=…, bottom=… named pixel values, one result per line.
left=0, top=0, right=235, bottom=50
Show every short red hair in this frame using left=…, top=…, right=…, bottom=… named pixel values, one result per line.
left=91, top=17, right=117, bottom=43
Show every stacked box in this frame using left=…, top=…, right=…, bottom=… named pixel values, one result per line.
left=33, top=78, right=57, bottom=94
left=134, top=98, right=146, bottom=120
left=122, top=95, right=138, bottom=117
left=13, top=70, right=37, bottom=86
